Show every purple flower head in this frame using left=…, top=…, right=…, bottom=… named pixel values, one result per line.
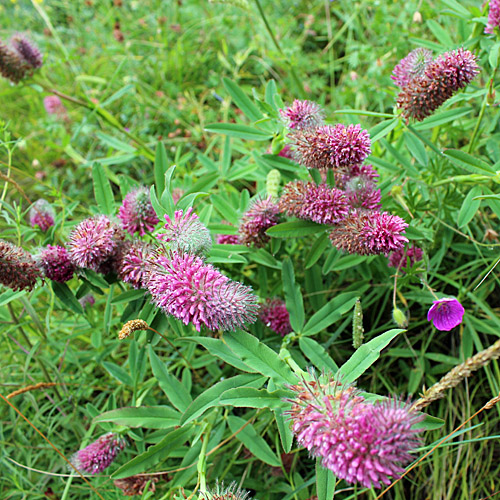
left=0, top=239, right=41, bottom=291
left=344, top=176, right=381, bottom=211
left=259, top=298, right=292, bottom=336
left=278, top=144, right=293, bottom=159
left=288, top=376, right=424, bottom=489
left=79, top=294, right=95, bottom=308
left=29, top=199, right=55, bottom=231
left=0, top=40, right=30, bottom=83
left=239, top=196, right=280, bottom=247
left=217, top=233, right=240, bottom=245
left=391, top=48, right=433, bottom=89
left=119, top=241, right=154, bottom=289
left=397, top=48, right=480, bottom=122
left=157, top=208, right=212, bottom=255
left=118, top=187, right=159, bottom=236
left=280, top=99, right=325, bottom=131
left=329, top=210, right=408, bottom=256
left=485, top=0, right=500, bottom=34
left=146, top=251, right=259, bottom=332
left=427, top=298, right=464, bottom=331
left=68, top=215, right=123, bottom=271
left=10, top=34, right=43, bottom=69
left=37, top=245, right=75, bottom=283
left=388, top=245, right=423, bottom=271
left=44, top=95, right=67, bottom=116
left=201, top=481, right=252, bottom=500
left=70, top=432, right=126, bottom=475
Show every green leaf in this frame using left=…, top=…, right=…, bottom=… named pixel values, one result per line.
left=267, top=220, right=325, bottom=238
left=458, top=186, right=482, bottom=228
left=110, top=289, right=145, bottom=305
left=324, top=254, right=372, bottom=273
left=148, top=346, right=192, bottom=412
left=413, top=107, right=473, bottom=130
left=205, top=123, right=273, bottom=141
left=369, top=118, right=398, bottom=143
left=299, top=337, right=339, bottom=373
left=338, top=329, right=404, bottom=383
left=154, top=142, right=168, bottom=195
left=95, top=131, right=136, bottom=154
left=150, top=185, right=167, bottom=220
left=0, top=289, right=26, bottom=307
left=93, top=406, right=181, bottom=429
left=224, top=330, right=298, bottom=384
left=404, top=132, right=428, bottom=166
left=305, top=233, right=330, bottom=269
left=51, top=282, right=83, bottom=314
left=211, top=194, right=239, bottom=225
left=316, top=459, right=336, bottom=500
left=426, top=19, right=453, bottom=47
left=92, top=162, right=115, bottom=215
left=112, top=426, right=193, bottom=479
left=268, top=379, right=293, bottom=453
left=282, top=257, right=305, bottom=333
left=219, top=387, right=292, bottom=409
left=223, top=78, right=263, bottom=122
left=102, top=361, right=133, bottom=386
left=227, top=416, right=281, bottom=467
left=444, top=150, right=495, bottom=175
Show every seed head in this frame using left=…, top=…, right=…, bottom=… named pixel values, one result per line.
left=118, top=187, right=159, bottom=236
left=37, top=245, right=75, bottom=283
left=280, top=99, right=325, bottom=131
left=0, top=239, right=41, bottom=291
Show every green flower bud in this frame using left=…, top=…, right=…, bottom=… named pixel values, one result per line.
left=392, top=306, right=408, bottom=328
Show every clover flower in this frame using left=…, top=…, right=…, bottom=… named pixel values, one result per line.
left=44, top=95, right=67, bottom=116
left=239, top=197, right=280, bottom=247
left=113, top=475, right=160, bottom=496
left=10, top=34, right=42, bottom=69
left=388, top=245, right=423, bottom=270
left=79, top=294, right=95, bottom=308
left=118, top=187, right=159, bottom=236
left=217, top=233, right=240, bottom=245
left=119, top=241, right=153, bottom=289
left=329, top=210, right=408, bottom=255
left=396, top=48, right=479, bottom=122
left=201, top=481, right=252, bottom=500
left=427, top=298, right=464, bottom=331
left=289, top=376, right=424, bottom=489
left=280, top=99, right=325, bottom=131
left=146, top=251, right=259, bottom=331
left=29, top=199, right=55, bottom=231
left=344, top=176, right=381, bottom=210
left=95, top=238, right=131, bottom=276
left=37, top=245, right=75, bottom=283
left=259, top=298, right=292, bottom=336
left=391, top=48, right=433, bottom=89
left=0, top=239, right=41, bottom=291
left=0, top=40, right=29, bottom=83
left=485, top=0, right=500, bottom=34
left=70, top=433, right=126, bottom=475
left=157, top=208, right=212, bottom=255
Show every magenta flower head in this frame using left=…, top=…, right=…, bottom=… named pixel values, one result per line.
left=396, top=48, right=480, bottom=122
left=239, top=196, right=280, bottom=247
left=44, top=95, right=67, bottom=116
left=329, top=210, right=408, bottom=256
left=388, top=245, right=423, bottom=271
left=288, top=375, right=424, bottom=489
left=280, top=99, right=325, bottom=131
left=259, top=298, right=292, bottom=336
left=344, top=176, right=381, bottom=211
left=119, top=241, right=154, bottom=289
left=427, top=297, right=465, bottom=331
left=37, top=245, right=75, bottom=283
left=0, top=239, right=41, bottom=291
left=217, top=233, right=240, bottom=245
left=485, top=0, right=500, bottom=34
left=146, top=250, right=259, bottom=331
left=29, top=199, right=55, bottom=231
left=201, top=481, right=252, bottom=500
left=118, top=187, right=159, bottom=236
left=0, top=40, right=29, bottom=83
left=10, top=33, right=43, bottom=69
left=391, top=48, right=433, bottom=89
left=157, top=208, right=212, bottom=255
left=70, top=432, right=126, bottom=475
left=68, top=215, right=123, bottom=271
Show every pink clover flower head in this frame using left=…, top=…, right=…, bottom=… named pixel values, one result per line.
left=201, top=481, right=252, bottom=500
left=289, top=376, right=424, bottom=489
left=278, top=144, right=293, bottom=159
left=427, top=297, right=464, bottom=331
left=0, top=239, right=41, bottom=291
left=329, top=210, right=408, bottom=256
left=70, top=432, right=126, bottom=475
left=119, top=241, right=153, bottom=289
left=0, top=40, right=30, bottom=83
left=118, top=187, right=159, bottom=236
left=157, top=208, right=212, bottom=255
left=280, top=99, right=325, bottom=131
left=44, top=95, right=67, bottom=116
left=68, top=215, right=122, bottom=271
left=485, top=0, right=500, bottom=34
left=37, top=245, right=75, bottom=283
left=217, top=233, right=240, bottom=245
left=95, top=238, right=131, bottom=276
left=344, top=176, right=381, bottom=210
left=29, top=199, right=55, bottom=231
left=391, top=48, right=433, bottom=89
left=259, top=298, right=292, bottom=336
left=79, top=294, right=95, bottom=308
left=239, top=196, right=280, bottom=247
left=146, top=251, right=259, bottom=331
left=397, top=48, right=479, bottom=122
left=10, top=33, right=43, bottom=69
left=388, top=245, right=423, bottom=270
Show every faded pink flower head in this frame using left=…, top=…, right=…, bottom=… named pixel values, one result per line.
left=485, top=0, right=500, bottom=34
left=119, top=241, right=154, bottom=289
left=29, top=199, right=55, bottom=231
left=146, top=251, right=259, bottom=331
left=391, top=48, right=433, bottom=89
left=239, top=196, right=280, bottom=247
left=0, top=40, right=30, bottom=83
left=259, top=298, right=292, bottom=336
left=0, top=239, right=41, bottom=291
left=118, top=187, right=159, bottom=236
left=44, top=95, right=67, bottom=116
left=37, top=245, right=75, bottom=283
left=10, top=34, right=42, bottom=69
left=79, top=293, right=95, bottom=308
left=427, top=297, right=464, bottom=331
left=289, top=376, right=424, bottom=489
left=388, top=245, right=423, bottom=270
left=70, top=432, right=126, bottom=475
left=217, top=233, right=240, bottom=245
left=344, top=176, right=381, bottom=211
left=280, top=99, right=325, bottom=131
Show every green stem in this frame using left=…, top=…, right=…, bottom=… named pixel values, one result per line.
left=197, top=414, right=216, bottom=498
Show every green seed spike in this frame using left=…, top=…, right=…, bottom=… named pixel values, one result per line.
left=266, top=169, right=281, bottom=199
left=352, top=298, right=364, bottom=349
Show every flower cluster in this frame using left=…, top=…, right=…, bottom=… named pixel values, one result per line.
left=29, top=199, right=55, bottom=232
left=37, top=245, right=75, bottom=283
left=118, top=187, right=159, bottom=236
left=239, top=197, right=280, bottom=247
left=119, top=241, right=153, bottom=289
left=289, top=376, right=424, bottom=489
left=44, top=95, right=67, bottom=117
left=0, top=239, right=41, bottom=291
left=259, top=298, right=292, bottom=336
left=280, top=99, right=325, bottom=131
left=0, top=34, right=42, bottom=83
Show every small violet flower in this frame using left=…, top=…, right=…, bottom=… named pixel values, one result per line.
left=427, top=298, right=464, bottom=331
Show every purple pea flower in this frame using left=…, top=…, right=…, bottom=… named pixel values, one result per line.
left=427, top=298, right=464, bottom=331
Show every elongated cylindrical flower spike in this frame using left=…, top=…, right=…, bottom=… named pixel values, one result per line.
left=391, top=48, right=433, bottom=89
left=485, top=0, right=500, bottom=34
left=118, top=319, right=149, bottom=340
left=239, top=196, right=280, bottom=247
left=201, top=481, right=252, bottom=500
left=119, top=241, right=154, bottom=289
left=146, top=251, right=259, bottom=332
left=352, top=298, right=364, bottom=349
left=70, top=432, right=126, bottom=475
left=118, top=187, right=159, bottom=236
left=259, top=298, right=292, bottom=336
left=68, top=215, right=123, bottom=271
left=280, top=99, right=325, bottom=131
left=37, top=245, right=75, bottom=283
left=329, top=210, right=408, bottom=256
left=288, top=376, right=424, bottom=489
left=0, top=40, right=30, bottom=83
left=344, top=176, right=381, bottom=211
left=0, top=239, right=41, bottom=291
left=396, top=48, right=480, bottom=122
left=29, top=199, right=55, bottom=231
left=157, top=208, right=212, bottom=255
left=388, top=245, right=423, bottom=271
left=10, top=34, right=43, bottom=69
